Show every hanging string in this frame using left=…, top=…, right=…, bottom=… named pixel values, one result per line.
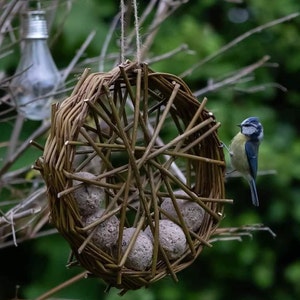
left=132, top=0, right=141, bottom=64
left=120, top=0, right=126, bottom=63
left=119, top=0, right=142, bottom=64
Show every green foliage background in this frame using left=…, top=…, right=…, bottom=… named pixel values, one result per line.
left=1, top=0, right=300, bottom=299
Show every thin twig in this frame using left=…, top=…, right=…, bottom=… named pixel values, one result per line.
left=225, top=169, right=277, bottom=178
left=0, top=207, right=41, bottom=225
left=211, top=224, right=277, bottom=243
left=4, top=114, right=24, bottom=164
left=0, top=121, right=50, bottom=177
left=0, top=0, right=23, bottom=47
left=146, top=43, right=195, bottom=64
left=193, top=55, right=271, bottom=97
left=99, top=12, right=121, bottom=72
left=61, top=30, right=96, bottom=82
left=0, top=228, right=57, bottom=249
left=138, top=0, right=170, bottom=62
left=126, top=97, right=186, bottom=182
left=125, top=0, right=158, bottom=48
left=48, top=0, right=72, bottom=47
left=234, top=82, right=287, bottom=93
left=180, top=12, right=300, bottom=78
left=35, top=271, right=89, bottom=300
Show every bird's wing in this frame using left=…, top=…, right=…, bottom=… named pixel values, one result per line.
left=245, top=140, right=259, bottom=179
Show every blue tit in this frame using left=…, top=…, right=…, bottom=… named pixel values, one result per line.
left=229, top=117, right=263, bottom=206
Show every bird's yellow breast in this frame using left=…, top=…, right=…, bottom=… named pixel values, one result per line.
left=230, top=132, right=250, bottom=174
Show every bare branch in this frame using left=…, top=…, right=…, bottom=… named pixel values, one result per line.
left=98, top=12, right=121, bottom=72
left=146, top=43, right=195, bottom=64
left=194, top=55, right=271, bottom=97
left=210, top=223, right=277, bottom=243
left=234, top=82, right=287, bottom=93
left=180, top=12, right=300, bottom=78
left=0, top=121, right=50, bottom=177
left=61, top=30, right=96, bottom=82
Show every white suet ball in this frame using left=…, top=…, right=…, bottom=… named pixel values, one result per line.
left=83, top=209, right=119, bottom=251
left=161, top=190, right=205, bottom=232
left=121, top=227, right=154, bottom=271
left=145, top=219, right=186, bottom=260
left=73, top=171, right=104, bottom=217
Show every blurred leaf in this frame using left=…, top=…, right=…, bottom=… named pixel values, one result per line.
left=285, top=260, right=300, bottom=293
left=105, top=287, right=155, bottom=300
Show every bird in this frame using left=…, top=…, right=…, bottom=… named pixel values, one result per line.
left=229, top=117, right=264, bottom=206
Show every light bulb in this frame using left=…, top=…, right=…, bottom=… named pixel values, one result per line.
left=10, top=10, right=62, bottom=120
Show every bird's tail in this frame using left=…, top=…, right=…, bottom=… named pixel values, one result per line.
left=249, top=178, right=259, bottom=207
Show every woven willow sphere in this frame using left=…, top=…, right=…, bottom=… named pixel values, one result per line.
left=36, top=60, right=226, bottom=293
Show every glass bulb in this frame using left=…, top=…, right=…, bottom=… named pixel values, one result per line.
left=10, top=10, right=62, bottom=120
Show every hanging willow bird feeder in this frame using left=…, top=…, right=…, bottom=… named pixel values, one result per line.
left=35, top=60, right=227, bottom=293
